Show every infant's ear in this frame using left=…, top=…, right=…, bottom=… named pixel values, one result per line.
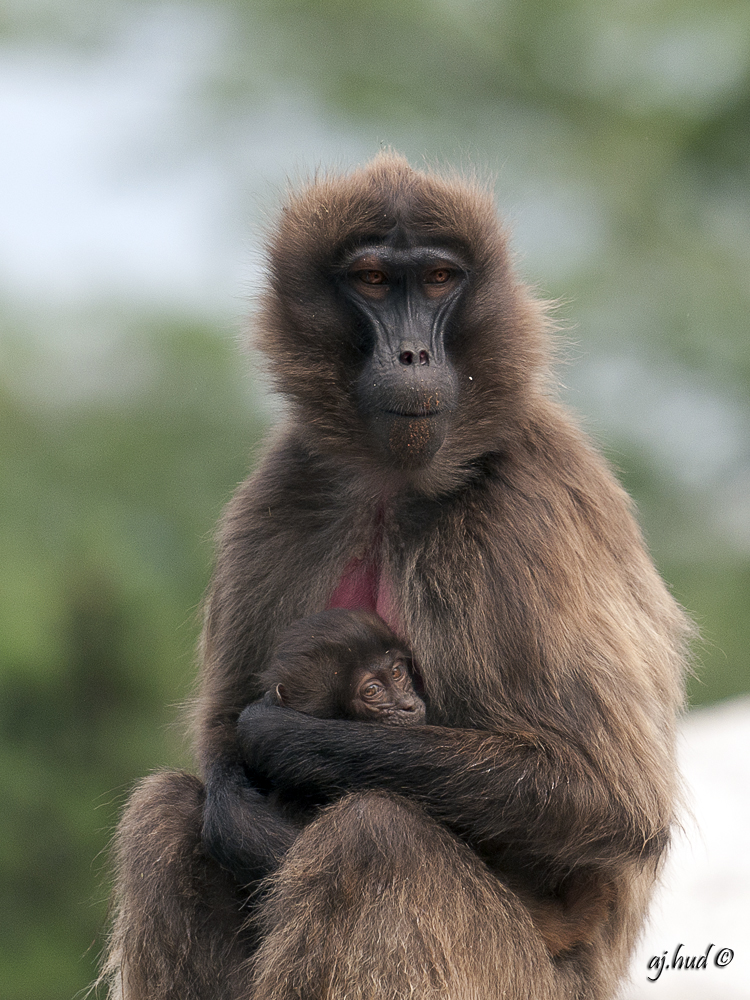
left=274, top=683, right=288, bottom=706
left=261, top=685, right=284, bottom=707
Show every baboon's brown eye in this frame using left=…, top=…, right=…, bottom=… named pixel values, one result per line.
left=425, top=268, right=452, bottom=284
left=357, top=269, right=388, bottom=285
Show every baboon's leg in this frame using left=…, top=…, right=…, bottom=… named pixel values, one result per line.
left=250, top=791, right=578, bottom=1000
left=100, top=771, right=255, bottom=1000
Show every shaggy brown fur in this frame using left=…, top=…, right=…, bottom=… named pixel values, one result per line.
left=100, top=153, right=690, bottom=1000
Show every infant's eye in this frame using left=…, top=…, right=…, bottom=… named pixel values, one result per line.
left=391, top=665, right=404, bottom=680
left=361, top=682, right=383, bottom=700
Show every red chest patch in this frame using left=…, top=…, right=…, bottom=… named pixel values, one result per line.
left=327, top=555, right=404, bottom=639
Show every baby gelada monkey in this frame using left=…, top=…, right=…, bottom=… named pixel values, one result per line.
left=261, top=608, right=426, bottom=726
left=260, top=608, right=613, bottom=957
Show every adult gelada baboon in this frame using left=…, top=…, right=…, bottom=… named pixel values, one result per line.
left=101, top=153, right=690, bottom=1000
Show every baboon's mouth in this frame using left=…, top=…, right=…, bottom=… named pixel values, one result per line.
left=384, top=408, right=442, bottom=418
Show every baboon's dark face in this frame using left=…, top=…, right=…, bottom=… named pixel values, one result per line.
left=259, top=157, right=540, bottom=486
left=340, top=237, right=466, bottom=468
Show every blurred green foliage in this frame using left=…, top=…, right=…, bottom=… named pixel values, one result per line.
left=0, top=319, right=265, bottom=998
left=0, top=0, right=749, bottom=997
